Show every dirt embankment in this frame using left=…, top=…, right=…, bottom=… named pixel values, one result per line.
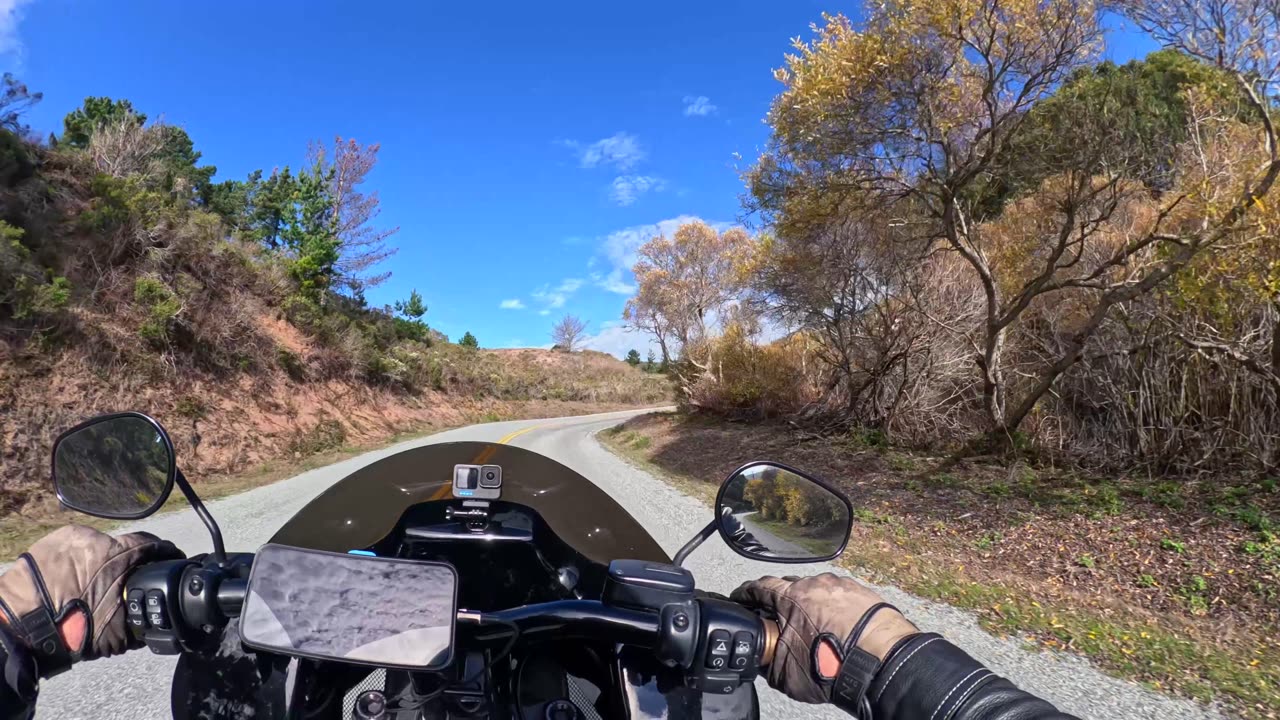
left=0, top=343, right=669, bottom=522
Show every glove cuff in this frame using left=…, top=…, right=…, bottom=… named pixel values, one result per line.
left=823, top=602, right=902, bottom=719
left=0, top=554, right=85, bottom=678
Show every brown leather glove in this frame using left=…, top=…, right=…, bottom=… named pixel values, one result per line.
left=731, top=573, right=918, bottom=707
left=0, top=525, right=183, bottom=677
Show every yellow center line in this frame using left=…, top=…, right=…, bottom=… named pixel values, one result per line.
left=496, top=424, right=542, bottom=445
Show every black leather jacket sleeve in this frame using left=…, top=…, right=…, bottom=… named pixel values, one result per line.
left=0, top=623, right=36, bottom=720
left=867, top=633, right=1078, bottom=720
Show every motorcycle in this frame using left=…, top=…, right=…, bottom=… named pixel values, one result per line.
left=49, top=412, right=855, bottom=720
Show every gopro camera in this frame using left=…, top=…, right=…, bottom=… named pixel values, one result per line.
left=452, top=464, right=502, bottom=500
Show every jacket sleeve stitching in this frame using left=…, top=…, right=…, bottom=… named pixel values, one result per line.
left=943, top=671, right=994, bottom=720
left=874, top=636, right=940, bottom=702
left=929, top=668, right=986, bottom=720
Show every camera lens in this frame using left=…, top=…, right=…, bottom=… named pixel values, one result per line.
left=486, top=471, right=495, bottom=480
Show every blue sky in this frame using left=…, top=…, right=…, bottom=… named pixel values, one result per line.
left=1, top=1, right=1157, bottom=357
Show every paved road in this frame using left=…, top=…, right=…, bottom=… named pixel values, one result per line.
left=34, top=409, right=1222, bottom=719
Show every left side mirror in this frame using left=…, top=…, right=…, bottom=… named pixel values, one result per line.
left=52, top=412, right=176, bottom=520
left=716, top=462, right=852, bottom=563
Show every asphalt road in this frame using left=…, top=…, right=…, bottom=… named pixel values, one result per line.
left=33, top=408, right=1223, bottom=719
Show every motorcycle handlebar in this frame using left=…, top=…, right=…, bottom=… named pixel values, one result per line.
left=170, top=567, right=778, bottom=669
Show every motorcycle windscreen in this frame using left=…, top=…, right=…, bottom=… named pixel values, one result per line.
left=239, top=544, right=457, bottom=670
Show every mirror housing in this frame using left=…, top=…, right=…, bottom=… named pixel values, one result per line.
left=715, top=461, right=853, bottom=563
left=52, top=412, right=177, bottom=520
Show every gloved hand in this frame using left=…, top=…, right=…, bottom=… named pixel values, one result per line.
left=0, top=525, right=183, bottom=677
left=731, top=573, right=918, bottom=706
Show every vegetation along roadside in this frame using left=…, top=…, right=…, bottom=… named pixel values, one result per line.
left=601, top=413, right=1279, bottom=719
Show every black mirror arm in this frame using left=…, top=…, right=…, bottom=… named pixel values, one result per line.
left=672, top=519, right=718, bottom=567
left=175, top=468, right=226, bottom=566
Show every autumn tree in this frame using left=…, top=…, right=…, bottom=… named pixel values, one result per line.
left=552, top=314, right=587, bottom=351
left=751, top=1, right=1280, bottom=442
left=623, top=220, right=752, bottom=365
left=308, top=137, right=400, bottom=294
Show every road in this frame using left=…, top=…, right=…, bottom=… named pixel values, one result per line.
left=34, top=408, right=1221, bottom=719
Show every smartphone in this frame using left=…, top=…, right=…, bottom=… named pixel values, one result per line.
left=240, top=544, right=457, bottom=670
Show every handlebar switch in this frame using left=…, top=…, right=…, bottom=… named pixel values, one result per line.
left=654, top=600, right=699, bottom=668
left=686, top=598, right=761, bottom=693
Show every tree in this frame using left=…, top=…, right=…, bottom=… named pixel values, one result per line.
left=625, top=349, right=641, bottom=366
left=63, top=97, right=145, bottom=149
left=750, top=2, right=1280, bottom=442
left=281, top=162, right=340, bottom=301
left=308, top=137, right=400, bottom=294
left=0, top=74, right=41, bottom=134
left=459, top=331, right=479, bottom=349
left=552, top=314, right=587, bottom=351
left=644, top=349, right=657, bottom=372
left=623, top=220, right=752, bottom=364
left=395, top=289, right=427, bottom=319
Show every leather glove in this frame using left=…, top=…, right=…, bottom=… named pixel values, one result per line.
left=731, top=573, right=918, bottom=708
left=0, top=525, right=184, bottom=677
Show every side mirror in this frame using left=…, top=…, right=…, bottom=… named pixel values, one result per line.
left=715, top=462, right=852, bottom=563
left=53, top=412, right=176, bottom=519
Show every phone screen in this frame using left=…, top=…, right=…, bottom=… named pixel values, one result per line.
left=240, top=544, right=457, bottom=670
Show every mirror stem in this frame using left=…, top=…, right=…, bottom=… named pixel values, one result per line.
left=175, top=469, right=227, bottom=566
left=672, top=519, right=717, bottom=567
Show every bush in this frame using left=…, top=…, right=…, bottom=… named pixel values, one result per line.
left=133, top=275, right=181, bottom=344
left=687, top=325, right=816, bottom=417
left=0, top=221, right=72, bottom=324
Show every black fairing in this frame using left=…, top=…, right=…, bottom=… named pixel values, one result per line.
left=171, top=441, right=759, bottom=720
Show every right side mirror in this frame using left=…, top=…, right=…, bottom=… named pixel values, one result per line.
left=52, top=412, right=176, bottom=520
left=716, top=461, right=853, bottom=563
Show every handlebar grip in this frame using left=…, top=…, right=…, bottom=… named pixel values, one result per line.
left=759, top=617, right=778, bottom=668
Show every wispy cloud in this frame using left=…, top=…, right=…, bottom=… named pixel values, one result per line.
left=560, top=132, right=646, bottom=171
left=499, top=298, right=525, bottom=310
left=0, top=0, right=34, bottom=56
left=609, top=175, right=666, bottom=206
left=682, top=95, right=717, bottom=117
left=582, top=320, right=660, bottom=360
left=531, top=278, right=584, bottom=312
left=590, top=215, right=731, bottom=295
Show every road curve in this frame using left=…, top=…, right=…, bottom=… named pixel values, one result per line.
left=34, top=409, right=1221, bottom=719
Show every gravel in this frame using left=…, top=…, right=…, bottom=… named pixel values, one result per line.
left=31, top=409, right=1224, bottom=720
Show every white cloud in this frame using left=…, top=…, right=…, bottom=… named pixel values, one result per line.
left=609, top=175, right=666, bottom=206
left=0, top=0, right=34, bottom=56
left=683, top=95, right=717, bottom=117
left=562, top=132, right=646, bottom=171
left=591, top=215, right=730, bottom=295
left=499, top=298, right=525, bottom=310
left=531, top=277, right=584, bottom=312
left=582, top=320, right=661, bottom=360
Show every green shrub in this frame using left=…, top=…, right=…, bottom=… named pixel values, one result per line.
left=133, top=275, right=181, bottom=344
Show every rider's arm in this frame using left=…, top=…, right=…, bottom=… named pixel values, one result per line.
left=869, top=633, right=1074, bottom=720
left=0, top=623, right=37, bottom=720
left=733, top=574, right=1078, bottom=720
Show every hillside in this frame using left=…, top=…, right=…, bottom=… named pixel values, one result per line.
left=0, top=81, right=669, bottom=525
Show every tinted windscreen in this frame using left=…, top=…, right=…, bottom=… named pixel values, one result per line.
left=240, top=544, right=456, bottom=669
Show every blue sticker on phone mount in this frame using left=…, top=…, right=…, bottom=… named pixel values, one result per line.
left=347, top=550, right=376, bottom=557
